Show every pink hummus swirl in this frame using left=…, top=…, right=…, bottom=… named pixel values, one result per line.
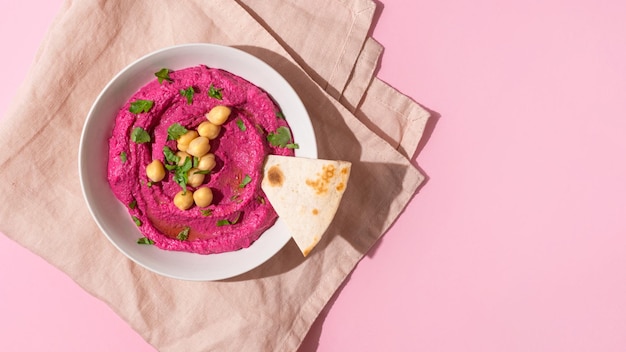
left=107, top=65, right=294, bottom=254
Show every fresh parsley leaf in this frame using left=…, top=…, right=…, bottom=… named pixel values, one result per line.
left=129, top=199, right=137, bottom=209
left=275, top=111, right=285, bottom=119
left=267, top=126, right=292, bottom=148
left=137, top=237, right=154, bottom=245
left=200, top=209, right=213, bottom=216
left=194, top=169, right=211, bottom=175
left=163, top=146, right=180, bottom=164
left=179, top=86, right=195, bottom=105
left=130, top=127, right=151, bottom=143
left=216, top=212, right=241, bottom=226
left=236, top=119, right=246, bottom=131
left=119, top=151, right=127, bottom=163
left=129, top=99, right=153, bottom=114
left=208, top=84, right=223, bottom=100
left=173, top=156, right=193, bottom=192
left=155, top=68, right=172, bottom=84
left=146, top=181, right=153, bottom=187
left=163, top=147, right=193, bottom=192
left=176, top=226, right=190, bottom=241
left=285, top=143, right=299, bottom=149
left=167, top=123, right=188, bottom=140
left=216, top=219, right=230, bottom=227
left=193, top=156, right=199, bottom=168
left=239, top=174, right=252, bottom=188
left=180, top=156, right=193, bottom=172
left=132, top=216, right=142, bottom=226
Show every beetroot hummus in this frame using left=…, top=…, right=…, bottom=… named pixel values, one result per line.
left=107, top=65, right=295, bottom=254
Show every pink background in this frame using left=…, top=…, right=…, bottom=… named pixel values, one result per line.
left=2, top=1, right=626, bottom=351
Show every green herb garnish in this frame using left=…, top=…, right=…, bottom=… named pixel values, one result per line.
left=130, top=127, right=151, bottom=143
left=208, top=84, right=223, bottom=100
left=119, top=151, right=127, bottom=163
left=200, top=209, right=213, bottom=217
left=239, top=174, right=252, bottom=188
left=267, top=126, right=293, bottom=148
left=173, top=156, right=193, bottom=192
left=163, top=146, right=180, bottom=165
left=216, top=219, right=230, bottom=227
left=162, top=146, right=192, bottom=192
left=275, top=111, right=285, bottom=119
left=129, top=199, right=137, bottom=209
left=179, top=86, right=195, bottom=105
left=137, top=237, right=154, bottom=245
left=194, top=169, right=211, bottom=175
left=155, top=68, right=172, bottom=84
left=216, top=212, right=241, bottom=226
left=129, top=99, right=153, bottom=114
left=167, top=123, right=188, bottom=141
left=285, top=143, right=299, bottom=149
left=176, top=226, right=190, bottom=241
left=236, top=119, right=246, bottom=131
left=132, top=216, right=142, bottom=226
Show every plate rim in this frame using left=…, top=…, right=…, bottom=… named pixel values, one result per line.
left=78, top=43, right=317, bottom=281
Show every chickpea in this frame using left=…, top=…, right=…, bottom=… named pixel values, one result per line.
left=205, top=105, right=231, bottom=125
left=173, top=190, right=194, bottom=210
left=186, top=136, right=210, bottom=157
left=187, top=168, right=205, bottom=188
left=145, top=159, right=165, bottom=182
left=197, top=121, right=221, bottom=140
left=176, top=151, right=191, bottom=166
left=197, top=153, right=216, bottom=172
left=177, top=130, right=199, bottom=152
left=193, top=187, right=213, bottom=207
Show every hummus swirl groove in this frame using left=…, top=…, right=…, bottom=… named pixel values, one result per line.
left=107, top=65, right=295, bottom=254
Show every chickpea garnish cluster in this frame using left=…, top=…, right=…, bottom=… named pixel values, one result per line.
left=145, top=105, right=232, bottom=211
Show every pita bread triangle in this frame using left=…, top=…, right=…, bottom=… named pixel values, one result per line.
left=261, top=155, right=352, bottom=256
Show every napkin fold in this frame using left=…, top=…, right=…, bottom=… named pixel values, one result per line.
left=0, top=1, right=430, bottom=351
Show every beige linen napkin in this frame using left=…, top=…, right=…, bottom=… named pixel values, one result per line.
left=239, top=1, right=430, bottom=158
left=0, top=1, right=430, bottom=351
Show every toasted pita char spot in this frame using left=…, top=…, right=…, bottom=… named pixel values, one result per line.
left=261, top=155, right=351, bottom=257
left=305, top=179, right=327, bottom=195
left=267, top=165, right=284, bottom=187
left=305, top=164, right=338, bottom=195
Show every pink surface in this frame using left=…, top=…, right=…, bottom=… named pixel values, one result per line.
left=2, top=1, right=626, bottom=351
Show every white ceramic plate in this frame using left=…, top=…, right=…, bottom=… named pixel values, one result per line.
left=78, top=44, right=316, bottom=281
